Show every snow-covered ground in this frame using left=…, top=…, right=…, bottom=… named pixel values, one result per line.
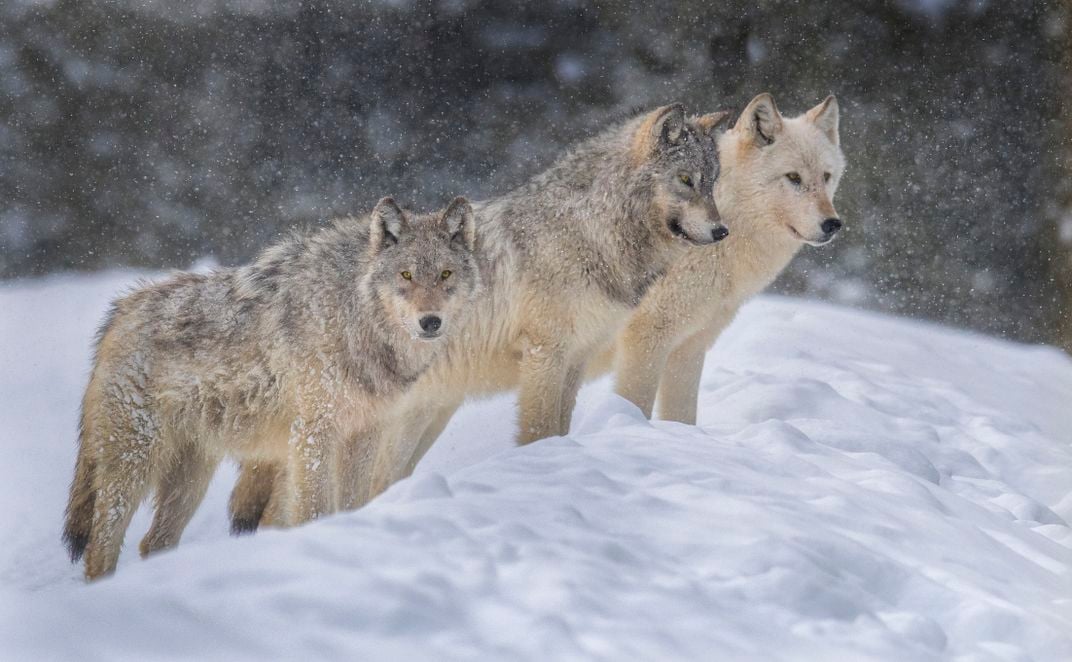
left=1, top=270, right=1071, bottom=661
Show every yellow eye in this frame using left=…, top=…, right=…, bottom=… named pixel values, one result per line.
left=678, top=173, right=694, bottom=188
left=401, top=271, right=412, bottom=280
left=441, top=270, right=452, bottom=280
left=786, top=172, right=802, bottom=185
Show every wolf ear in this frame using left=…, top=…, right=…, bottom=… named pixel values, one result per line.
left=806, top=95, right=839, bottom=146
left=441, top=196, right=476, bottom=251
left=632, top=103, right=687, bottom=161
left=735, top=93, right=783, bottom=147
left=692, top=110, right=731, bottom=137
left=369, top=197, right=405, bottom=251
left=652, top=103, right=687, bottom=148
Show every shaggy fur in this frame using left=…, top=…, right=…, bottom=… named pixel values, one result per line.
left=228, top=104, right=731, bottom=529
left=63, top=197, right=482, bottom=579
left=611, top=94, right=847, bottom=422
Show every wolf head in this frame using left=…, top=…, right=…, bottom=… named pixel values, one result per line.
left=631, top=104, right=731, bottom=246
left=717, top=93, right=845, bottom=246
left=365, top=196, right=481, bottom=341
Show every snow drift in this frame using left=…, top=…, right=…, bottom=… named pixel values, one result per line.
left=1, top=271, right=1070, bottom=660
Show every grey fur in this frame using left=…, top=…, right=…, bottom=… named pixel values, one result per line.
left=229, top=104, right=731, bottom=530
left=63, top=197, right=482, bottom=579
left=493, top=104, right=725, bottom=307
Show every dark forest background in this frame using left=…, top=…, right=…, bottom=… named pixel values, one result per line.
left=1, top=0, right=1070, bottom=348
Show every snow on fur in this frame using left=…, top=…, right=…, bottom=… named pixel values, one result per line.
left=1, top=271, right=1071, bottom=660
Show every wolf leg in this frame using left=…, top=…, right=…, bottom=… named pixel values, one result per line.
left=287, top=415, right=336, bottom=524
left=655, top=321, right=724, bottom=425
left=558, top=361, right=585, bottom=435
left=258, top=463, right=290, bottom=527
left=400, top=397, right=463, bottom=479
left=614, top=315, right=674, bottom=419
left=363, top=403, right=438, bottom=502
left=336, top=426, right=380, bottom=510
left=517, top=335, right=570, bottom=444
left=228, top=461, right=282, bottom=535
left=139, top=443, right=218, bottom=556
left=83, top=419, right=160, bottom=580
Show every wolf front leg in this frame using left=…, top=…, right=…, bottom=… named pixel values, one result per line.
left=517, top=334, right=571, bottom=445
left=336, top=425, right=383, bottom=510
left=558, top=360, right=585, bottom=435
left=401, top=397, right=463, bottom=479
left=286, top=415, right=337, bottom=524
left=614, top=310, right=674, bottom=419
left=654, top=314, right=728, bottom=424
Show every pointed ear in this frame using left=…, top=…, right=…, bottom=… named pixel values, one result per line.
left=632, top=103, right=686, bottom=162
left=734, top=93, right=783, bottom=147
left=692, top=110, right=731, bottom=137
left=806, top=95, right=839, bottom=146
left=441, top=196, right=475, bottom=251
left=652, top=103, right=687, bottom=148
left=369, top=197, right=405, bottom=252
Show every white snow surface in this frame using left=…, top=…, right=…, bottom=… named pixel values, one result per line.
left=1, top=270, right=1071, bottom=661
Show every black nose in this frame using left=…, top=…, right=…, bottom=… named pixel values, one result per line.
left=419, top=315, right=442, bottom=333
left=711, top=226, right=729, bottom=242
left=821, top=218, right=843, bottom=235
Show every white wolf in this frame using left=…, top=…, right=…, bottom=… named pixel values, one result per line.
left=613, top=93, right=846, bottom=422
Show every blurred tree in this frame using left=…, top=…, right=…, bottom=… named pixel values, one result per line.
left=1050, top=0, right=1072, bottom=353
left=0, top=0, right=1066, bottom=348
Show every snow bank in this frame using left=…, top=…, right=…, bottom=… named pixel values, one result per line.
left=1, top=272, right=1070, bottom=660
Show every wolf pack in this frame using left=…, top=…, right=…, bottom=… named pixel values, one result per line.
left=63, top=93, right=846, bottom=580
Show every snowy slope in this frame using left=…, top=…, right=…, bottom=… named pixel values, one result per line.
left=1, top=271, right=1071, bottom=661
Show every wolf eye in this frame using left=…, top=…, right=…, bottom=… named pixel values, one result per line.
left=441, top=270, right=452, bottom=280
left=786, top=172, right=802, bottom=185
left=400, top=271, right=412, bottom=280
left=678, top=173, right=694, bottom=188
left=824, top=172, right=832, bottom=183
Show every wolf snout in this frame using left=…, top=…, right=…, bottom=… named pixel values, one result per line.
left=418, top=314, right=442, bottom=337
left=711, top=225, right=729, bottom=242
left=419, top=315, right=442, bottom=333
left=821, top=218, right=843, bottom=237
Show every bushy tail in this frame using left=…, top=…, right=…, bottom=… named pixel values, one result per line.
left=62, top=421, right=97, bottom=562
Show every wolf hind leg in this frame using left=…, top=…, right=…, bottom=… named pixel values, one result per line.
left=228, top=461, right=283, bottom=535
left=139, top=442, right=218, bottom=557
left=83, top=419, right=160, bottom=581
left=258, top=463, right=290, bottom=527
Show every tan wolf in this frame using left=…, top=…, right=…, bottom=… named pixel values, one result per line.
left=63, top=196, right=482, bottom=579
left=228, top=104, right=731, bottom=529
left=613, top=93, right=846, bottom=423
left=383, top=94, right=844, bottom=486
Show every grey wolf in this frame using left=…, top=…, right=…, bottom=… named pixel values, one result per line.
left=228, top=104, right=731, bottom=529
left=63, top=196, right=482, bottom=579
